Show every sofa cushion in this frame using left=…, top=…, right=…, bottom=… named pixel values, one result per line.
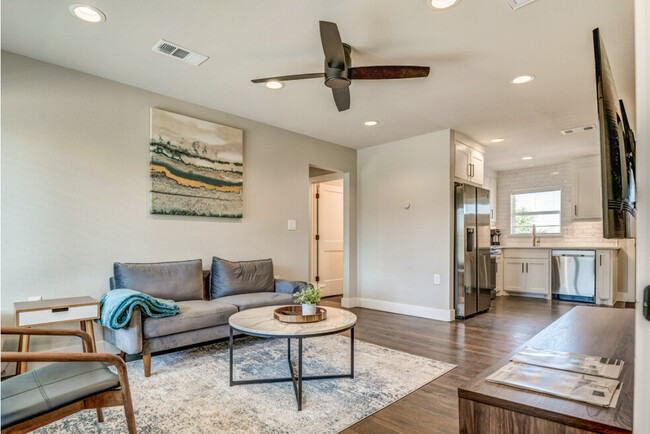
left=114, top=260, right=203, bottom=302
left=1, top=361, right=119, bottom=428
left=210, top=257, right=275, bottom=298
left=215, top=292, right=296, bottom=311
left=143, top=300, right=237, bottom=339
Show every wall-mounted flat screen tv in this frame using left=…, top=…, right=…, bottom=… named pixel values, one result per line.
left=593, top=28, right=636, bottom=239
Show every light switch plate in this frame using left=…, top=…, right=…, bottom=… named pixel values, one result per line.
left=287, top=220, right=297, bottom=231
left=434, top=274, right=441, bottom=285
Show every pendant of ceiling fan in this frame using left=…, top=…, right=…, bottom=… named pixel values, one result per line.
left=251, top=21, right=430, bottom=112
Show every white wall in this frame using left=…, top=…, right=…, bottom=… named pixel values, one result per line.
left=353, top=129, right=454, bottom=321
left=1, top=52, right=357, bottom=353
left=634, top=0, right=650, bottom=430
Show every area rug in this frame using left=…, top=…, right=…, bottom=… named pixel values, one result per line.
left=36, top=335, right=455, bottom=433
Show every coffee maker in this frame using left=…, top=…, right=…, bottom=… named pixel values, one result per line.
left=490, top=229, right=501, bottom=246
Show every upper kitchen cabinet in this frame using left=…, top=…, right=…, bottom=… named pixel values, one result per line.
left=571, top=156, right=602, bottom=220
left=454, top=137, right=485, bottom=187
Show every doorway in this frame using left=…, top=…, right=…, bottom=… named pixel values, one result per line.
left=310, top=172, right=345, bottom=299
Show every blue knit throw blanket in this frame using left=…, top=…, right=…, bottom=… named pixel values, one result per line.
left=97, top=288, right=181, bottom=330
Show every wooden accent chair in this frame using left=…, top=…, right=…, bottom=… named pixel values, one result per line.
left=1, top=327, right=136, bottom=433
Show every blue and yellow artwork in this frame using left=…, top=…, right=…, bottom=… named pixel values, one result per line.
left=150, top=108, right=243, bottom=217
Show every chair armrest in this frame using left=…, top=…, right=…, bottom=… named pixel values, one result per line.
left=274, top=279, right=307, bottom=294
left=102, top=307, right=143, bottom=355
left=2, top=352, right=131, bottom=395
left=2, top=327, right=93, bottom=352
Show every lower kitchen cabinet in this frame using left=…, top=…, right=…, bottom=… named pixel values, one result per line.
left=596, top=249, right=619, bottom=305
left=502, top=249, right=551, bottom=296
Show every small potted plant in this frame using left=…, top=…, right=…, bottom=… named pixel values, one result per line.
left=294, top=284, right=321, bottom=315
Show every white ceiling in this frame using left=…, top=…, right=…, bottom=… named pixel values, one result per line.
left=1, top=0, right=635, bottom=172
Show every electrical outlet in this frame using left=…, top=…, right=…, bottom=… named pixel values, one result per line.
left=434, top=274, right=441, bottom=285
left=287, top=220, right=297, bottom=231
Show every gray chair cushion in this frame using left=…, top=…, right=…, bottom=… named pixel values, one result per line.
left=210, top=257, right=274, bottom=298
left=143, top=300, right=237, bottom=339
left=114, top=259, right=203, bottom=302
left=215, top=292, right=296, bottom=311
left=1, top=361, right=119, bottom=428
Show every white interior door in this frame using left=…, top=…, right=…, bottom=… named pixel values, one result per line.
left=316, top=180, right=344, bottom=297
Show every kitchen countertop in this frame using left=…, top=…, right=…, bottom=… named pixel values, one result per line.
left=494, top=246, right=620, bottom=250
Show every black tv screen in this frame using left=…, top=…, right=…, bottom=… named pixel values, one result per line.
left=593, top=28, right=636, bottom=239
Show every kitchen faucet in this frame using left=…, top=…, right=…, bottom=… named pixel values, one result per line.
left=532, top=224, right=539, bottom=246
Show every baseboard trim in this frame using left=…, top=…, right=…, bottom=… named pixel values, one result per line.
left=341, top=297, right=453, bottom=322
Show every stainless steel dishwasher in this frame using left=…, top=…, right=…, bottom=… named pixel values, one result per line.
left=551, top=250, right=596, bottom=303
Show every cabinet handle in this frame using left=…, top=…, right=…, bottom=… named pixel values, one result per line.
left=600, top=255, right=602, bottom=266
left=491, top=209, right=494, bottom=219
left=467, top=164, right=471, bottom=178
left=522, top=263, right=524, bottom=273
left=575, top=205, right=578, bottom=216
left=526, top=263, right=529, bottom=273
left=471, top=164, right=475, bottom=177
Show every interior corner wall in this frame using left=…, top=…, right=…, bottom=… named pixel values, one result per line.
left=355, top=129, right=453, bottom=321
left=0, top=51, right=357, bottom=351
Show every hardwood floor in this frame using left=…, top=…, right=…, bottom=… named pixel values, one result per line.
left=335, top=296, right=599, bottom=434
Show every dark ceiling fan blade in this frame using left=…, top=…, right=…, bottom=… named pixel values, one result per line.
left=319, top=21, right=346, bottom=70
left=251, top=73, right=325, bottom=83
left=348, top=66, right=430, bottom=80
left=332, top=87, right=350, bottom=112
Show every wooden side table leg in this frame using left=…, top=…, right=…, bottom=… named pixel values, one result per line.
left=18, top=334, right=30, bottom=374
left=79, top=321, right=89, bottom=353
left=85, top=320, right=98, bottom=353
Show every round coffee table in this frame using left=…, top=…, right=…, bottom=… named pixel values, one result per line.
left=228, top=305, right=357, bottom=411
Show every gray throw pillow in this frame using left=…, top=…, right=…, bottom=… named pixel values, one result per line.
left=113, top=259, right=203, bottom=302
left=211, top=257, right=275, bottom=298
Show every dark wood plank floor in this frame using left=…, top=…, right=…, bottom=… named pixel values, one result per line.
left=331, top=296, right=594, bottom=434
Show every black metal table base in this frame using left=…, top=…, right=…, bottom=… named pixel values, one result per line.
left=229, top=326, right=354, bottom=411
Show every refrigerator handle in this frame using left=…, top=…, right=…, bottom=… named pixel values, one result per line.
left=466, top=228, right=475, bottom=252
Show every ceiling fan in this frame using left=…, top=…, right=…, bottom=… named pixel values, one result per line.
left=251, top=21, right=430, bottom=112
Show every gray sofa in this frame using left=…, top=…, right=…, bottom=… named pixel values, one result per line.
left=103, top=257, right=306, bottom=377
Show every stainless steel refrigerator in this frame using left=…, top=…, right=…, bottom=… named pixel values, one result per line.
left=454, top=183, right=493, bottom=319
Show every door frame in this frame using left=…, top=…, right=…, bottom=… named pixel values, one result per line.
left=309, top=171, right=349, bottom=300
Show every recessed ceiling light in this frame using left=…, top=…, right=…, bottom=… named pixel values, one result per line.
left=265, top=81, right=284, bottom=90
left=69, top=4, right=106, bottom=23
left=428, top=0, right=460, bottom=9
left=364, top=120, right=379, bottom=127
left=512, top=74, right=535, bottom=84
left=490, top=138, right=505, bottom=143
left=551, top=171, right=560, bottom=175
left=522, top=156, right=534, bottom=160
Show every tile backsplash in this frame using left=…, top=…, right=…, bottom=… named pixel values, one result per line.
left=496, top=162, right=619, bottom=248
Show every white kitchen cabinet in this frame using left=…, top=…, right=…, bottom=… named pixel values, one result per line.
left=502, top=249, right=551, bottom=296
left=455, top=142, right=472, bottom=182
left=455, top=141, right=485, bottom=186
left=485, top=175, right=498, bottom=225
left=572, top=156, right=602, bottom=220
left=504, top=259, right=526, bottom=292
left=595, top=249, right=618, bottom=305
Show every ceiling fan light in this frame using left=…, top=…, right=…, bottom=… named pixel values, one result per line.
left=265, top=81, right=284, bottom=90
left=428, top=0, right=460, bottom=9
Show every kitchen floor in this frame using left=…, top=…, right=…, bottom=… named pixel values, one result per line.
left=338, top=296, right=632, bottom=433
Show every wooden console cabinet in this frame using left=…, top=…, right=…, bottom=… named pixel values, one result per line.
left=458, top=306, right=634, bottom=433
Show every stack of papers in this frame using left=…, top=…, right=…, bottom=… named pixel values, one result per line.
left=486, top=347, right=624, bottom=407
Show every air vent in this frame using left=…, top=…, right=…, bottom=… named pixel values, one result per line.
left=561, top=125, right=597, bottom=135
left=503, top=0, right=537, bottom=10
left=152, top=40, right=208, bottom=66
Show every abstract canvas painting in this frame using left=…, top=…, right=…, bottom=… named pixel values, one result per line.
left=150, top=108, right=243, bottom=217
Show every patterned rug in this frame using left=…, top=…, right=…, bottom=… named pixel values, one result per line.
left=36, top=335, right=455, bottom=433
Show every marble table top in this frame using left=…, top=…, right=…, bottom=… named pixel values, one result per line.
left=229, top=305, right=357, bottom=337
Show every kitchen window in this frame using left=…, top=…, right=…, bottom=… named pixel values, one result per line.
left=511, top=188, right=562, bottom=234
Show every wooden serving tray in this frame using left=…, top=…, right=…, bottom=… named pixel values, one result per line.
left=273, top=305, right=327, bottom=323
